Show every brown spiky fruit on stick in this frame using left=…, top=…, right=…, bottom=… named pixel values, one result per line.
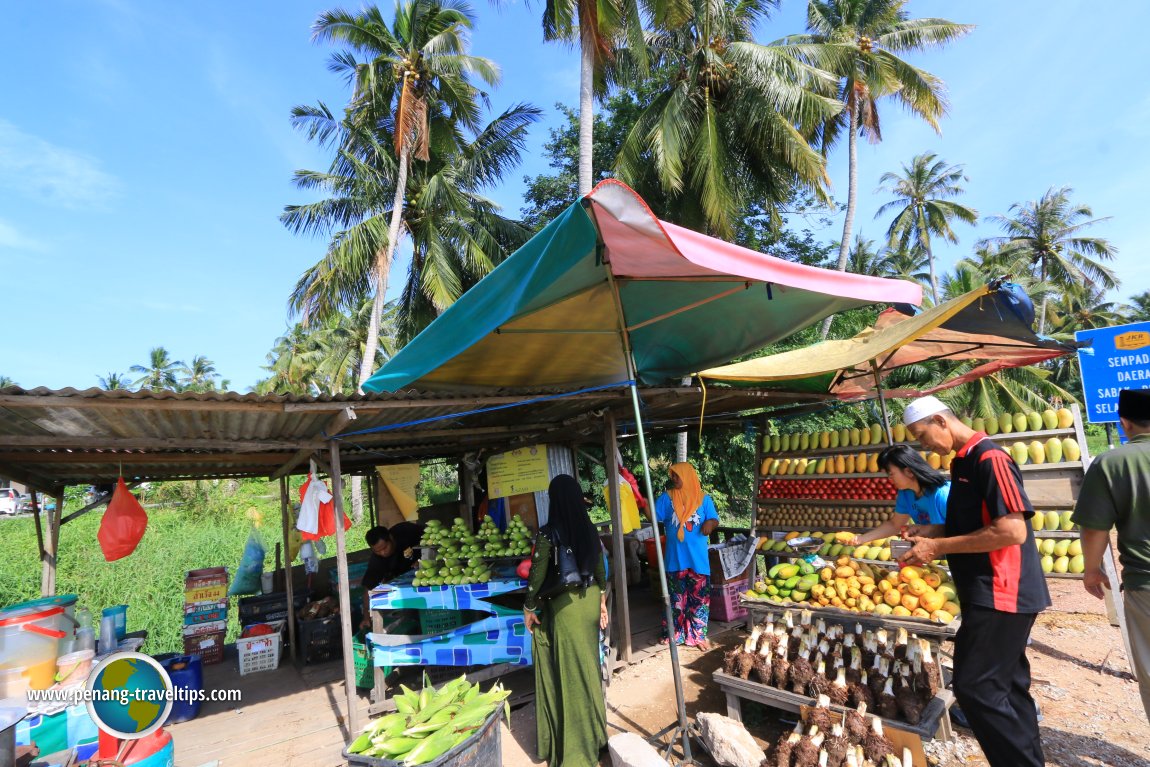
left=862, top=717, right=894, bottom=765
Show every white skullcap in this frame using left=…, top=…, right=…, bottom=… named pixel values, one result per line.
left=902, top=396, right=951, bottom=426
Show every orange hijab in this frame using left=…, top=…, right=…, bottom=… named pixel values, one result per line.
left=668, top=462, right=704, bottom=541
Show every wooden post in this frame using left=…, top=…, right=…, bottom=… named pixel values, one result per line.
left=28, top=491, right=49, bottom=597
left=279, top=477, right=298, bottom=664
left=603, top=413, right=631, bottom=663
left=329, top=441, right=361, bottom=734
left=47, top=492, right=63, bottom=595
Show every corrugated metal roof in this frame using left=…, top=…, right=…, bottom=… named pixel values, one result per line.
left=0, top=385, right=823, bottom=490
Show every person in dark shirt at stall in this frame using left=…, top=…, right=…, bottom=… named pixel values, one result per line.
left=359, top=522, right=424, bottom=629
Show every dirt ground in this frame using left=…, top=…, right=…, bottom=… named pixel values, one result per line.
left=501, top=578, right=1150, bottom=767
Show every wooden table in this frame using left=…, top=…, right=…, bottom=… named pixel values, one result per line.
left=712, top=670, right=954, bottom=741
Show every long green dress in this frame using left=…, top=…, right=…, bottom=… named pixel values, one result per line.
left=524, top=535, right=608, bottom=767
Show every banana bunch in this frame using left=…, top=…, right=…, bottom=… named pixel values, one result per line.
left=347, top=675, right=511, bottom=764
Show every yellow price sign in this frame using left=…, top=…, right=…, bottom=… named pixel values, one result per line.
left=487, top=445, right=550, bottom=499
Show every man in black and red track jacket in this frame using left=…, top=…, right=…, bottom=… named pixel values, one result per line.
left=898, top=396, right=1050, bottom=767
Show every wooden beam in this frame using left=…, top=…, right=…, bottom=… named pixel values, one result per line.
left=60, top=484, right=141, bottom=525
left=328, top=440, right=360, bottom=734
left=1, top=452, right=292, bottom=465
left=0, top=436, right=321, bottom=451
left=0, top=394, right=287, bottom=412
left=47, top=492, right=63, bottom=595
left=270, top=448, right=313, bottom=481
left=324, top=407, right=358, bottom=438
left=338, top=422, right=558, bottom=445
left=0, top=462, right=60, bottom=493
left=603, top=412, right=631, bottom=663
left=280, top=390, right=636, bottom=413
left=279, top=477, right=298, bottom=664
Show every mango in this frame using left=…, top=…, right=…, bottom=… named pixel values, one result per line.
left=816, top=458, right=828, bottom=474
left=868, top=453, right=880, bottom=473
left=1028, top=440, right=1046, bottom=464
left=1056, top=407, right=1074, bottom=429
left=854, top=545, right=871, bottom=560
left=849, top=428, right=861, bottom=446
left=1045, top=511, right=1060, bottom=532
left=1027, top=411, right=1043, bottom=431
left=1045, top=437, right=1063, bottom=463
left=770, top=435, right=780, bottom=452
left=874, top=603, right=894, bottom=616
left=861, top=425, right=872, bottom=446
left=834, top=455, right=847, bottom=474
left=926, top=452, right=942, bottom=470
left=799, top=433, right=810, bottom=451
left=1040, top=538, right=1056, bottom=556
left=999, top=412, right=1014, bottom=434
left=1031, top=512, right=1045, bottom=531
left=1069, top=554, right=1085, bottom=574
left=839, top=428, right=852, bottom=447
left=1041, top=409, right=1058, bottom=430
left=892, top=423, right=907, bottom=442
left=1053, top=539, right=1071, bottom=557
left=1010, top=442, right=1029, bottom=465
left=1040, top=555, right=1053, bottom=573
left=1013, top=413, right=1028, bottom=432
left=1068, top=538, right=1082, bottom=556
left=871, top=424, right=884, bottom=445
left=932, top=609, right=955, bottom=624
left=857, top=452, right=869, bottom=473
left=819, top=431, right=830, bottom=449
left=1053, top=555, right=1070, bottom=574
left=830, top=430, right=841, bottom=448
left=972, top=416, right=986, bottom=433
left=1062, top=438, right=1081, bottom=461
left=767, top=459, right=781, bottom=475
left=940, top=451, right=954, bottom=471
left=985, top=414, right=1000, bottom=435
left=806, top=459, right=819, bottom=475
left=1059, top=511, right=1074, bottom=531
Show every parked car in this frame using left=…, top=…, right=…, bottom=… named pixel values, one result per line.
left=0, top=488, right=19, bottom=516
left=17, top=493, right=56, bottom=513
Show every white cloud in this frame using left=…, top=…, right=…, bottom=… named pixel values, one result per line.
left=0, top=219, right=46, bottom=252
left=0, top=120, right=122, bottom=208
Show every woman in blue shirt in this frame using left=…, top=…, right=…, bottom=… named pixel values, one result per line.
left=647, top=462, right=719, bottom=650
left=847, top=445, right=950, bottom=547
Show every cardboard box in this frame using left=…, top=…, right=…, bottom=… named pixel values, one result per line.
left=709, top=546, right=754, bottom=585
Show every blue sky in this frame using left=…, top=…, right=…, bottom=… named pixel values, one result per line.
left=1, top=0, right=1147, bottom=391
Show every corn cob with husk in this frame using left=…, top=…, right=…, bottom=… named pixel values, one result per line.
left=347, top=675, right=512, bottom=763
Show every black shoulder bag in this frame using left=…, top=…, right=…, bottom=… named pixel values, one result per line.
left=537, top=527, right=591, bottom=601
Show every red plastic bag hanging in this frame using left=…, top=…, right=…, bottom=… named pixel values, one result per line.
left=97, top=477, right=149, bottom=561
left=297, top=474, right=350, bottom=542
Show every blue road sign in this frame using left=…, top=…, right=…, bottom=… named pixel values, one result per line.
left=1076, top=321, right=1150, bottom=423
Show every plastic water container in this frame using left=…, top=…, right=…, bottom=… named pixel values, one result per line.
left=103, top=605, right=128, bottom=639
left=160, top=655, right=203, bottom=723
left=0, top=605, right=67, bottom=690
left=98, top=615, right=118, bottom=656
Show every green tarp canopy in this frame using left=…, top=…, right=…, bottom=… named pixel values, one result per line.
left=363, top=181, right=922, bottom=393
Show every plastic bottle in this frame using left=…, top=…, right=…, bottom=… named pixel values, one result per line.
left=76, top=627, right=95, bottom=652
left=76, top=606, right=92, bottom=630
left=98, top=615, right=118, bottom=655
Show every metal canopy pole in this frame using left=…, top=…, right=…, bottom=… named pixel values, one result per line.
left=329, top=442, right=361, bottom=735
left=870, top=361, right=895, bottom=445
left=590, top=196, right=692, bottom=763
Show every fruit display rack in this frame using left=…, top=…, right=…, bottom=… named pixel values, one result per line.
left=754, top=404, right=1093, bottom=539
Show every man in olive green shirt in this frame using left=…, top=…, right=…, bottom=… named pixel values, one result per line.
left=1073, top=389, right=1150, bottom=722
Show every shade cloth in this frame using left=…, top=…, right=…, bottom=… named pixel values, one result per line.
left=362, top=181, right=922, bottom=392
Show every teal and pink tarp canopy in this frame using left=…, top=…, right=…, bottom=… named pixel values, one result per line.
left=362, top=181, right=923, bottom=393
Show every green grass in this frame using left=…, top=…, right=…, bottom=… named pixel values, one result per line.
left=0, top=478, right=375, bottom=655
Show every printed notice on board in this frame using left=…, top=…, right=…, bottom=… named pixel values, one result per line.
left=377, top=464, right=421, bottom=521
left=487, top=445, right=549, bottom=499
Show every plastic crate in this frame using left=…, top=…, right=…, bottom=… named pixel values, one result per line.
left=352, top=635, right=382, bottom=689
left=345, top=703, right=501, bottom=767
left=329, top=561, right=370, bottom=588
left=419, top=609, right=464, bottom=636
left=238, top=590, right=311, bottom=625
left=183, top=619, right=227, bottom=637
left=185, top=567, right=228, bottom=589
left=711, top=577, right=749, bottom=623
left=297, top=615, right=343, bottom=664
left=185, top=584, right=228, bottom=604
left=237, top=628, right=282, bottom=676
left=184, top=600, right=228, bottom=626
left=183, top=630, right=225, bottom=665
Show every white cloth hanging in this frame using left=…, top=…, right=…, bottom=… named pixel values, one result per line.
left=296, top=472, right=333, bottom=535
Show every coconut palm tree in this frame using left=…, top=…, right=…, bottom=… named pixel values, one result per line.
left=983, top=186, right=1119, bottom=334
left=0, top=376, right=16, bottom=388
left=875, top=152, right=976, bottom=304
left=1045, top=285, right=1129, bottom=340
left=307, top=1, right=499, bottom=386
left=783, top=0, right=971, bottom=308
left=844, top=235, right=884, bottom=276
left=614, top=0, right=842, bottom=238
left=879, top=243, right=930, bottom=288
left=1128, top=290, right=1150, bottom=323
left=97, top=373, right=131, bottom=390
left=130, top=347, right=184, bottom=391
left=285, top=102, right=539, bottom=343
left=178, top=355, right=221, bottom=393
